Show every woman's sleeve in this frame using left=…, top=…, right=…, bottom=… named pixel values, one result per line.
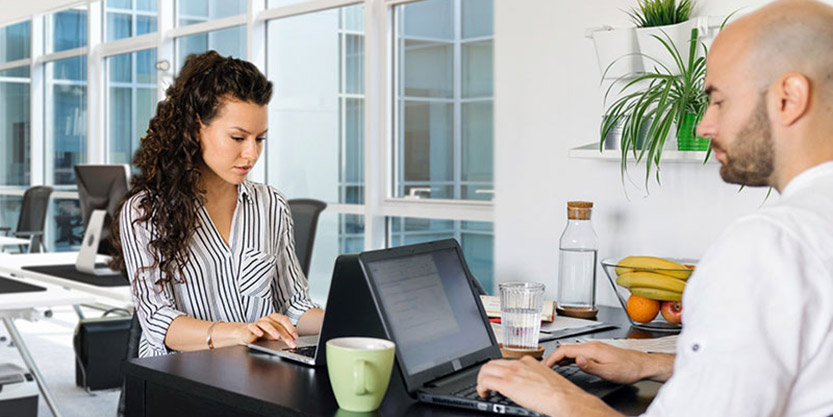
left=120, top=196, right=186, bottom=354
left=275, top=196, right=317, bottom=325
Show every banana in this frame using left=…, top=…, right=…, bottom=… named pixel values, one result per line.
left=615, top=256, right=692, bottom=280
left=616, top=271, right=687, bottom=293
left=630, top=287, right=683, bottom=302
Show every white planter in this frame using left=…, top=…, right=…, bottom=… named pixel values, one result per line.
left=635, top=19, right=702, bottom=75
left=587, top=26, right=643, bottom=80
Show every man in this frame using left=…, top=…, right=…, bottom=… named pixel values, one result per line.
left=476, top=1, right=833, bottom=415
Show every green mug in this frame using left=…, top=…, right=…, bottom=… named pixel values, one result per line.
left=326, top=337, right=395, bottom=412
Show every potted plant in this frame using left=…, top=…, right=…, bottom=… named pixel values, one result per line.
left=587, top=25, right=643, bottom=80
left=600, top=26, right=709, bottom=186
left=628, top=0, right=699, bottom=76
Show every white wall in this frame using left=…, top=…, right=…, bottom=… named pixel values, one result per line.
left=493, top=0, right=779, bottom=306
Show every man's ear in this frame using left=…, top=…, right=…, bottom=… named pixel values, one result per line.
left=776, top=72, right=810, bottom=126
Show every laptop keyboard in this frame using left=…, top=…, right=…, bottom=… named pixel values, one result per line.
left=452, top=365, right=583, bottom=405
left=453, top=384, right=515, bottom=405
left=285, top=345, right=317, bottom=358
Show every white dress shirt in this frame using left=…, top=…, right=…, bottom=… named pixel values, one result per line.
left=643, top=161, right=833, bottom=416
left=120, top=181, right=317, bottom=357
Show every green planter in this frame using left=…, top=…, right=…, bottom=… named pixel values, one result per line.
left=676, top=112, right=709, bottom=151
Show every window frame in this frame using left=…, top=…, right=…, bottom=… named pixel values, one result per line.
left=0, top=0, right=494, bottom=268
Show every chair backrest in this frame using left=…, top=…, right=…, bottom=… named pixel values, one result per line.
left=16, top=186, right=53, bottom=234
left=287, top=199, right=327, bottom=277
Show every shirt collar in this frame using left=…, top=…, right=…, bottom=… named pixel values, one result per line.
left=237, top=180, right=252, bottom=203
left=780, top=160, right=833, bottom=199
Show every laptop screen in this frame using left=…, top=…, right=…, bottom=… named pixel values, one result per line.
left=362, top=244, right=494, bottom=378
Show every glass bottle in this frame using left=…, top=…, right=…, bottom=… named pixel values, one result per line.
left=556, top=201, right=599, bottom=318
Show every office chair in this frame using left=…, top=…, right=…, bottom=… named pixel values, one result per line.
left=287, top=199, right=327, bottom=276
left=0, top=185, right=53, bottom=253
left=117, top=271, right=140, bottom=417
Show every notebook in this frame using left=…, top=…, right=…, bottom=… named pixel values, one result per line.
left=358, top=239, right=624, bottom=416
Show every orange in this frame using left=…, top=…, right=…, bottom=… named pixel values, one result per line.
left=626, top=295, right=660, bottom=323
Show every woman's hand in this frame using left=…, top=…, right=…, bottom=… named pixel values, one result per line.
left=239, top=313, right=299, bottom=348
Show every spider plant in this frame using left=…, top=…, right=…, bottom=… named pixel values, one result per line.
left=600, top=26, right=708, bottom=187
left=627, top=0, right=693, bottom=28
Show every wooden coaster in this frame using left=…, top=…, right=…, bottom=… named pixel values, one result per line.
left=498, top=343, right=545, bottom=359
left=557, top=306, right=599, bottom=319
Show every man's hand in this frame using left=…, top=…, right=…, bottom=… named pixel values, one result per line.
left=476, top=356, right=621, bottom=417
left=544, top=342, right=675, bottom=384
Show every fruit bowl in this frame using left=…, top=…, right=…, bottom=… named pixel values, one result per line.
left=600, top=256, right=696, bottom=333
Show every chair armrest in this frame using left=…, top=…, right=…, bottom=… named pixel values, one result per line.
left=0, top=226, right=10, bottom=236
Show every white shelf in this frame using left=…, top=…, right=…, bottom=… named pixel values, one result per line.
left=569, top=143, right=717, bottom=163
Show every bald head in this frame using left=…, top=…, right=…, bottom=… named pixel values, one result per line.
left=699, top=0, right=833, bottom=191
left=722, top=0, right=833, bottom=96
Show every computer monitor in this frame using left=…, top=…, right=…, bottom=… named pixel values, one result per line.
left=74, top=164, right=130, bottom=275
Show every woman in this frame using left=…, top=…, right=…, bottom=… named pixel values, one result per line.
left=110, top=51, right=323, bottom=358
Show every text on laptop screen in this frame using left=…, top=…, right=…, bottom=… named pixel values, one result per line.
left=365, top=248, right=492, bottom=375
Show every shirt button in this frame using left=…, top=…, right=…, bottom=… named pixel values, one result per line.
left=692, top=344, right=700, bottom=352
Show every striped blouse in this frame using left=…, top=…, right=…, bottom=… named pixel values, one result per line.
left=120, top=180, right=317, bottom=358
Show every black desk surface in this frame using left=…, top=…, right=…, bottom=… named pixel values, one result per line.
left=124, top=306, right=667, bottom=417
left=0, top=275, right=47, bottom=294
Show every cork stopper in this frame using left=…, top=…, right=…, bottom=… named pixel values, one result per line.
left=567, top=201, right=593, bottom=220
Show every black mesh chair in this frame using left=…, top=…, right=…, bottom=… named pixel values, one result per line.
left=0, top=186, right=53, bottom=253
left=288, top=199, right=327, bottom=276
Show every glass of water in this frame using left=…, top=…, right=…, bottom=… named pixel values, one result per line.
left=499, top=282, right=546, bottom=351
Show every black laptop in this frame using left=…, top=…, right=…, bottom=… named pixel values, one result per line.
left=358, top=239, right=623, bottom=416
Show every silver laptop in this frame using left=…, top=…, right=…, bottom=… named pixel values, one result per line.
left=247, top=254, right=385, bottom=367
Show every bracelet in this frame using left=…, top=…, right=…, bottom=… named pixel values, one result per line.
left=206, top=321, right=223, bottom=350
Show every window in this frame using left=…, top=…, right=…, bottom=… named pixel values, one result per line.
left=48, top=7, right=87, bottom=53
left=105, top=0, right=158, bottom=42
left=0, top=21, right=31, bottom=63
left=0, top=196, right=24, bottom=240
left=266, top=5, right=364, bottom=204
left=177, top=0, right=246, bottom=27
left=265, top=4, right=365, bottom=290
left=176, top=25, right=246, bottom=71
left=107, top=49, right=158, bottom=164
left=389, top=217, right=494, bottom=292
left=46, top=56, right=87, bottom=186
left=393, top=0, right=494, bottom=201
left=0, top=68, right=31, bottom=187
left=384, top=0, right=495, bottom=290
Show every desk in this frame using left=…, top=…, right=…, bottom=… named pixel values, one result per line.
left=0, top=252, right=132, bottom=308
left=123, top=307, right=667, bottom=417
left=0, top=235, right=31, bottom=252
left=1, top=274, right=94, bottom=417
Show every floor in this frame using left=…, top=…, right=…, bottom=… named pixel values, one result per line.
left=0, top=306, right=121, bottom=417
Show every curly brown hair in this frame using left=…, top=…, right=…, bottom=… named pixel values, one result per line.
left=109, top=50, right=273, bottom=289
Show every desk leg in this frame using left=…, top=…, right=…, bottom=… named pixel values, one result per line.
left=1, top=317, right=64, bottom=417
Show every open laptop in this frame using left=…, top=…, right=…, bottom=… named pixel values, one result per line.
left=247, top=254, right=386, bottom=366
left=358, top=239, right=623, bottom=416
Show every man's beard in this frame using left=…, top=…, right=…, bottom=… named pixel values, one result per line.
left=715, top=95, right=774, bottom=186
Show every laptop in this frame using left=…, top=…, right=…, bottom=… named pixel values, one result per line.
left=247, top=254, right=386, bottom=366
left=358, top=239, right=623, bottom=416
